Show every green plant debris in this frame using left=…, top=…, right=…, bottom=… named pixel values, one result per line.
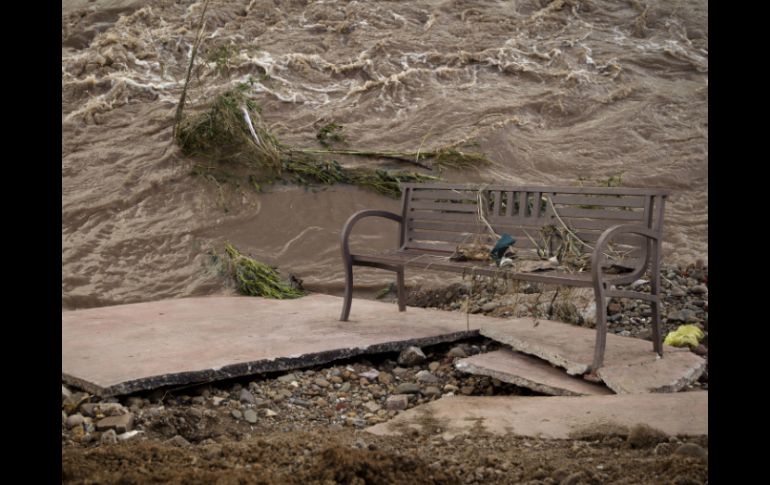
left=375, top=282, right=396, bottom=299
left=316, top=123, right=347, bottom=148
left=207, top=44, right=236, bottom=77
left=224, top=243, right=304, bottom=299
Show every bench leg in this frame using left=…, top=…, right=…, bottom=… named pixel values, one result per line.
left=651, top=297, right=663, bottom=356
left=590, top=290, right=608, bottom=373
left=340, top=260, right=353, bottom=321
left=396, top=267, right=406, bottom=312
left=650, top=240, right=663, bottom=357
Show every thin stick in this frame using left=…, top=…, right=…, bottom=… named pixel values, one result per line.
left=295, top=148, right=434, bottom=170
left=174, top=0, right=211, bottom=136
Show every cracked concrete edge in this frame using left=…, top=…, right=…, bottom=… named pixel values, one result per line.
left=454, top=360, right=583, bottom=396
left=63, top=330, right=480, bottom=397
left=479, top=328, right=589, bottom=376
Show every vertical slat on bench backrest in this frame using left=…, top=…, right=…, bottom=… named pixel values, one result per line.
left=519, top=192, right=528, bottom=218
left=531, top=191, right=541, bottom=218
left=493, top=191, right=501, bottom=216
left=506, top=191, right=515, bottom=216
left=400, top=186, right=412, bottom=249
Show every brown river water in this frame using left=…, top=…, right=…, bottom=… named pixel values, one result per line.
left=62, top=0, right=707, bottom=309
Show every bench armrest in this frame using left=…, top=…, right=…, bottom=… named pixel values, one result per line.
left=341, top=210, right=404, bottom=262
left=590, top=224, right=661, bottom=286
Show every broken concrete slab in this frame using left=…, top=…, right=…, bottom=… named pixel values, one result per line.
left=366, top=391, right=708, bottom=440
left=62, top=294, right=479, bottom=396
left=597, top=353, right=707, bottom=394
left=480, top=318, right=705, bottom=393
left=455, top=349, right=613, bottom=396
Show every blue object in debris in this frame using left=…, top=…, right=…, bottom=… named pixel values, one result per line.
left=490, top=233, right=516, bottom=263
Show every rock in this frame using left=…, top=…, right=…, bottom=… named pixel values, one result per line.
left=607, top=303, right=622, bottom=315
left=561, top=471, right=586, bottom=485
left=447, top=346, right=468, bottom=358
left=338, top=382, right=351, bottom=392
left=231, top=409, right=243, bottom=420
left=428, top=362, right=441, bottom=373
left=314, top=378, right=331, bottom=388
left=62, top=411, right=67, bottom=424
left=481, top=302, right=499, bottom=312
left=398, top=346, right=427, bottom=366
left=239, top=389, right=256, bottom=404
left=364, top=402, right=381, bottom=412
left=96, top=413, right=134, bottom=434
left=674, top=443, right=707, bottom=460
left=264, top=409, right=278, bottom=417
left=277, top=373, right=297, bottom=383
left=125, top=397, right=143, bottom=409
left=415, top=370, right=439, bottom=383
left=100, top=429, right=118, bottom=445
left=631, top=279, right=648, bottom=289
left=653, top=442, right=673, bottom=456
left=66, top=414, right=84, bottom=429
left=62, top=385, right=72, bottom=403
left=164, top=435, right=191, bottom=448
left=670, top=287, right=686, bottom=298
left=443, top=384, right=459, bottom=392
left=377, top=372, right=393, bottom=385
left=243, top=409, right=258, bottom=423
left=118, top=430, right=142, bottom=441
left=423, top=386, right=441, bottom=397
left=691, top=285, right=708, bottom=295
left=359, top=370, right=379, bottom=380
left=212, top=397, right=225, bottom=406
left=202, top=444, right=223, bottom=460
left=392, top=367, right=409, bottom=377
left=385, top=395, right=409, bottom=411
left=98, top=403, right=128, bottom=417
left=460, top=386, right=475, bottom=395
left=395, top=383, right=421, bottom=394
left=693, top=344, right=708, bottom=356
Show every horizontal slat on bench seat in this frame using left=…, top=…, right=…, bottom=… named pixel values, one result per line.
left=407, top=211, right=482, bottom=223
left=409, top=201, right=479, bottom=212
left=553, top=207, right=645, bottom=221
left=403, top=241, right=457, bottom=253
left=409, top=230, right=496, bottom=245
left=550, top=195, right=646, bottom=208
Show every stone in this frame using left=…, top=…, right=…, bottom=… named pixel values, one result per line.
left=114, top=432, right=144, bottom=444
left=443, top=384, right=459, bottom=392
left=164, top=435, right=191, bottom=448
left=392, top=367, right=409, bottom=377
left=359, top=370, right=379, bottom=380
left=377, top=372, right=393, bottom=385
left=314, top=378, right=331, bottom=388
left=423, top=386, right=441, bottom=397
left=277, top=373, right=298, bottom=383
left=62, top=385, right=72, bottom=403
left=100, top=429, right=118, bottom=445
left=428, top=362, right=441, bottom=373
left=481, top=302, right=499, bottom=313
left=243, top=409, right=258, bottom=423
left=96, top=413, right=134, bottom=434
left=674, top=443, right=707, bottom=460
left=415, top=370, right=439, bottom=384
left=66, top=414, right=84, bottom=429
left=231, top=409, right=243, bottom=420
left=385, top=395, right=409, bottom=411
left=364, top=402, right=381, bottom=412
left=693, top=344, right=708, bottom=356
left=395, top=383, right=421, bottom=394
left=398, top=346, right=427, bottom=366
left=98, top=403, right=128, bottom=416
left=239, top=389, right=256, bottom=404
left=264, top=409, right=278, bottom=417
left=447, top=346, right=468, bottom=358
left=338, top=382, right=351, bottom=392
left=690, top=285, right=708, bottom=295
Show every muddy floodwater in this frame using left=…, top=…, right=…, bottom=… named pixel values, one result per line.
left=62, top=0, right=707, bottom=309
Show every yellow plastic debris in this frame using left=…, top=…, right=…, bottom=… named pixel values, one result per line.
left=663, top=324, right=704, bottom=348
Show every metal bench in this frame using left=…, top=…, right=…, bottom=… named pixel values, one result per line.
left=340, top=183, right=670, bottom=374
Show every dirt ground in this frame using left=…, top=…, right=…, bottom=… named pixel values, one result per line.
left=62, top=423, right=708, bottom=484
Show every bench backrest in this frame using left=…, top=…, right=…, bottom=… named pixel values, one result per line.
left=399, top=183, right=669, bottom=265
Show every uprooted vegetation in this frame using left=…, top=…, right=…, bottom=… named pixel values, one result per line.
left=175, top=87, right=489, bottom=198
left=172, top=3, right=489, bottom=199
left=223, top=243, right=304, bottom=299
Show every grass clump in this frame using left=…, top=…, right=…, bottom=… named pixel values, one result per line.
left=176, top=87, right=283, bottom=175
left=316, top=123, right=347, bottom=147
left=224, top=243, right=304, bottom=299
